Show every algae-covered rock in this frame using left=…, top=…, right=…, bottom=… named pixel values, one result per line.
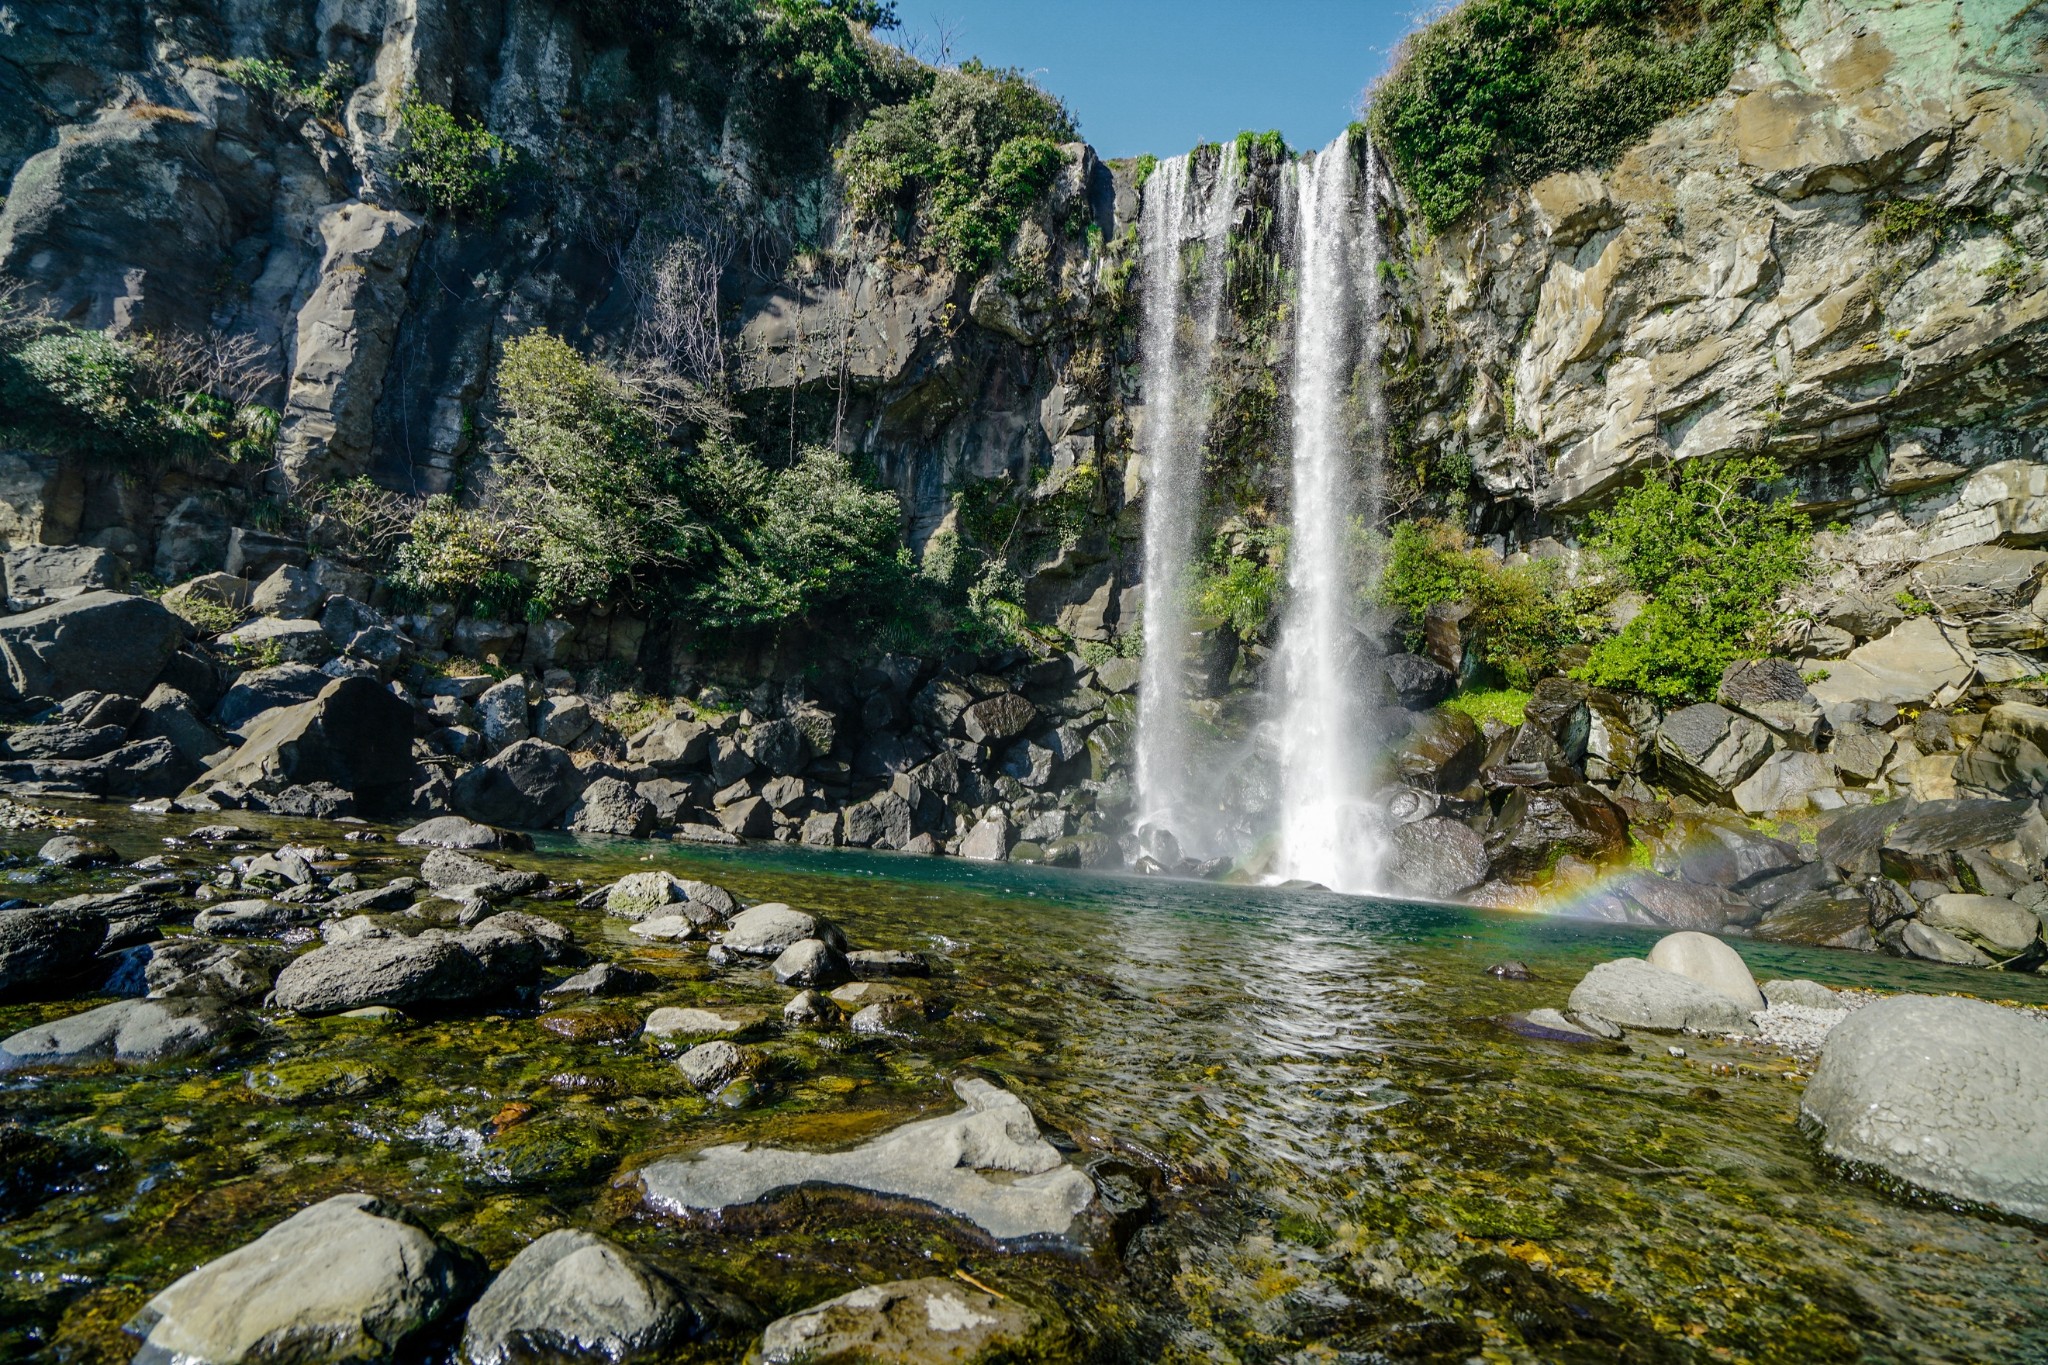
left=751, top=1277, right=1042, bottom=1365
left=244, top=1057, right=393, bottom=1103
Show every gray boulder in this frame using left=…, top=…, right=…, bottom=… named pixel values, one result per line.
left=419, top=848, right=546, bottom=900
left=461, top=1229, right=694, bottom=1365
left=0, top=997, right=227, bottom=1068
left=137, top=685, right=224, bottom=767
left=1387, top=817, right=1490, bottom=899
left=396, top=816, right=524, bottom=851
left=744, top=718, right=810, bottom=776
left=532, top=696, right=593, bottom=748
left=755, top=1278, right=1040, bottom=1365
left=1716, top=659, right=1826, bottom=750
left=1656, top=703, right=1773, bottom=803
left=124, top=1193, right=478, bottom=1365
left=142, top=939, right=292, bottom=1001
left=247, top=565, right=323, bottom=619
left=475, top=678, right=531, bottom=752
left=0, top=591, right=182, bottom=702
left=843, top=791, right=912, bottom=849
left=626, top=717, right=711, bottom=774
left=212, top=663, right=330, bottom=732
left=453, top=739, right=587, bottom=830
left=222, top=616, right=335, bottom=665
left=0, top=906, right=108, bottom=994
left=270, top=922, right=547, bottom=1015
left=1566, top=958, right=1758, bottom=1033
left=185, top=677, right=415, bottom=811
left=772, top=938, right=847, bottom=988
left=1801, top=995, right=2048, bottom=1221
left=961, top=693, right=1036, bottom=744
left=959, top=811, right=1011, bottom=862
left=1643, top=931, right=1765, bottom=1011
left=720, top=903, right=832, bottom=956
left=1380, top=652, right=1455, bottom=710
left=1919, top=893, right=2042, bottom=956
left=1807, top=617, right=1976, bottom=710
left=565, top=777, right=656, bottom=838
left=2, top=543, right=123, bottom=610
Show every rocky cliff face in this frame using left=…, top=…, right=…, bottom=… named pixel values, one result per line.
left=1385, top=0, right=2046, bottom=582
left=0, top=0, right=1134, bottom=649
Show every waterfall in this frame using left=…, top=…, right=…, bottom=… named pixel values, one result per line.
left=1270, top=136, right=1384, bottom=893
left=1132, top=146, right=1239, bottom=860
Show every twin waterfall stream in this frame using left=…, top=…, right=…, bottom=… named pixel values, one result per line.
left=1134, top=136, right=1388, bottom=893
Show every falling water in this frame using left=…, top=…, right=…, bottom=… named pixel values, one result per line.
left=1132, top=146, right=1239, bottom=860
left=1271, top=136, right=1384, bottom=893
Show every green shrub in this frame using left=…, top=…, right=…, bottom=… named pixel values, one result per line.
left=1440, top=686, right=1529, bottom=728
left=394, top=97, right=517, bottom=216
left=496, top=332, right=704, bottom=613
left=696, top=446, right=908, bottom=632
left=1370, top=0, right=1779, bottom=231
left=1193, top=530, right=1284, bottom=641
left=757, top=0, right=902, bottom=103
left=840, top=60, right=1076, bottom=273
left=223, top=57, right=351, bottom=116
left=1376, top=521, right=1580, bottom=688
left=0, top=325, right=278, bottom=465
left=1575, top=455, right=1812, bottom=702
left=392, top=494, right=524, bottom=608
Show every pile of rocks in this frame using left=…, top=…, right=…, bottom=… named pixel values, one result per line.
left=1379, top=640, right=2048, bottom=972
left=0, top=553, right=1132, bottom=868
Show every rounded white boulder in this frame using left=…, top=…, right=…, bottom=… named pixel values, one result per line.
left=1646, top=931, right=1764, bottom=1012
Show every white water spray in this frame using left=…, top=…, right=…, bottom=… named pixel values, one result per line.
left=1270, top=136, right=1385, bottom=893
left=1132, top=146, right=1239, bottom=859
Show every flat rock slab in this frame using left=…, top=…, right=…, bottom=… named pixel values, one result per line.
left=1802, top=994, right=2048, bottom=1221
left=125, top=1193, right=478, bottom=1365
left=638, top=1076, right=1094, bottom=1240
left=0, top=997, right=226, bottom=1069
left=752, top=1277, right=1041, bottom=1365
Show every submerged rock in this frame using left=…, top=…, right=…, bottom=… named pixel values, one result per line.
left=125, top=1193, right=479, bottom=1365
left=1801, top=995, right=2048, bottom=1221
left=0, top=997, right=227, bottom=1068
left=638, top=1076, right=1094, bottom=1240
left=753, top=1277, right=1041, bottom=1365
left=462, top=1229, right=696, bottom=1365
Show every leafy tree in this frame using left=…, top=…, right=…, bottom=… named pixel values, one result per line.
left=495, top=333, right=706, bottom=613
left=840, top=60, right=1076, bottom=273
left=1370, top=0, right=1778, bottom=231
left=697, top=447, right=909, bottom=631
left=394, top=97, right=517, bottom=216
left=1575, top=456, right=1812, bottom=701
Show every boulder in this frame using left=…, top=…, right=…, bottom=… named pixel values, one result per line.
left=959, top=811, right=1011, bottom=862
left=677, top=1040, right=760, bottom=1092
left=475, top=678, right=531, bottom=752
left=213, top=663, right=330, bottom=732
left=1807, top=618, right=1976, bottom=710
left=744, top=718, right=810, bottom=776
left=142, top=939, right=292, bottom=1001
left=772, top=938, right=847, bottom=988
left=1380, top=653, right=1455, bottom=710
left=1801, top=995, right=2048, bottom=1221
left=0, top=591, right=181, bottom=702
left=1392, top=709, right=1485, bottom=792
left=1387, top=817, right=1490, bottom=899
left=185, top=677, right=414, bottom=811
left=1566, top=957, right=1758, bottom=1033
left=753, top=1278, right=1041, bottom=1365
left=1656, top=703, right=1774, bottom=803
left=1896, top=920, right=1993, bottom=966
left=843, top=791, right=912, bottom=849
left=222, top=616, right=336, bottom=665
left=638, top=1076, right=1093, bottom=1240
left=1716, top=659, right=1827, bottom=750
left=644, top=1006, right=768, bottom=1041
left=1488, top=784, right=1627, bottom=876
left=453, top=739, right=587, bottom=830
left=565, top=777, right=656, bottom=838
left=0, top=906, right=108, bottom=994
left=38, top=834, right=116, bottom=867
left=0, top=996, right=226, bottom=1068
left=1918, top=894, right=2041, bottom=956
left=961, top=693, right=1036, bottom=744
left=271, top=920, right=550, bottom=1014
left=2, top=544, right=122, bottom=610
left=1910, top=545, right=2048, bottom=618
left=247, top=565, right=323, bottom=619
left=137, top=685, right=224, bottom=767
left=124, top=1193, right=478, bottom=1364
left=396, top=816, right=525, bottom=851
left=1584, top=689, right=1651, bottom=784
left=460, top=1230, right=694, bottom=1365
left=1521, top=676, right=1591, bottom=765
left=628, top=717, right=712, bottom=774
left=1611, top=873, right=1762, bottom=932
left=420, top=848, right=546, bottom=900
left=1731, top=750, right=1838, bottom=815
left=532, top=696, right=593, bottom=748
left=720, top=903, right=829, bottom=956
left=1643, top=931, right=1765, bottom=1011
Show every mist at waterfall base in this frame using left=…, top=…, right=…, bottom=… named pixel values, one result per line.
left=1131, top=134, right=1399, bottom=897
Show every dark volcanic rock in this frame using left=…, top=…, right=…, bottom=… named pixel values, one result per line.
left=454, top=739, right=587, bottom=830
left=0, top=591, right=182, bottom=703
left=0, top=905, right=108, bottom=995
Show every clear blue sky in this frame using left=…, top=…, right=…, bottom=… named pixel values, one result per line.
left=881, top=1, right=1432, bottom=160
